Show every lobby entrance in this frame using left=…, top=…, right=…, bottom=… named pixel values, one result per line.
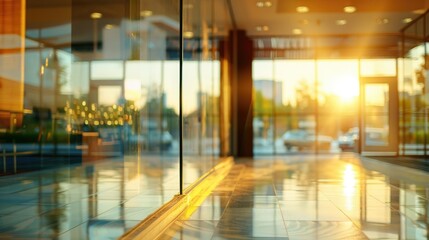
left=361, top=77, right=398, bottom=156
left=252, top=54, right=399, bottom=156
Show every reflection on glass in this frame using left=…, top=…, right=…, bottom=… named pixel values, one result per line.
left=364, top=84, right=389, bottom=147
left=0, top=0, right=202, bottom=238
left=401, top=40, right=427, bottom=155
left=0, top=0, right=227, bottom=237
left=98, top=86, right=122, bottom=105
left=181, top=0, right=222, bottom=188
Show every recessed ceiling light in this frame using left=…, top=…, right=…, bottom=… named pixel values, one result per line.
left=336, top=19, right=347, bottom=25
left=90, top=12, right=102, bottom=19
left=403, top=18, right=413, bottom=23
left=376, top=18, right=389, bottom=24
left=413, top=9, right=425, bottom=14
left=296, top=6, right=309, bottom=13
left=344, top=6, right=356, bottom=13
left=257, top=1, right=272, bottom=8
left=256, top=26, right=269, bottom=31
left=140, top=10, right=153, bottom=17
left=184, top=31, right=194, bottom=38
left=293, top=28, right=302, bottom=35
left=104, top=24, right=115, bottom=29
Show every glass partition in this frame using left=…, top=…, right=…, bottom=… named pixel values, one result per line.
left=359, top=59, right=398, bottom=154
left=364, top=84, right=390, bottom=147
left=253, top=59, right=317, bottom=155
left=317, top=60, right=359, bottom=153
left=401, top=12, right=428, bottom=156
left=275, top=60, right=316, bottom=154
left=253, top=60, right=275, bottom=155
left=182, top=0, right=222, bottom=188
left=253, top=57, right=361, bottom=155
left=254, top=34, right=405, bottom=156
left=68, top=3, right=182, bottom=219
left=0, top=0, right=228, bottom=239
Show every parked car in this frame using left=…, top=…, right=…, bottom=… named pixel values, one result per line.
left=338, top=127, right=388, bottom=151
left=282, top=129, right=333, bottom=151
left=338, top=127, right=358, bottom=151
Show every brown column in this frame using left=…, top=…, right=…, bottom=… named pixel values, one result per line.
left=0, top=0, right=25, bottom=127
left=220, top=30, right=253, bottom=157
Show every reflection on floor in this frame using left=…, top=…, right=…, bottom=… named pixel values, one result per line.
left=160, top=154, right=429, bottom=240
left=0, top=155, right=181, bottom=240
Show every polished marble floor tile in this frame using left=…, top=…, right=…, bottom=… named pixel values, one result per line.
left=191, top=195, right=231, bottom=208
left=158, top=220, right=219, bottom=240
left=226, top=199, right=279, bottom=208
left=285, top=221, right=367, bottom=240
left=95, top=206, right=158, bottom=221
left=184, top=206, right=224, bottom=221
left=279, top=201, right=350, bottom=221
left=123, top=195, right=167, bottom=208
left=214, top=221, right=288, bottom=238
left=162, top=154, right=429, bottom=240
left=0, top=155, right=185, bottom=239
left=4, top=153, right=429, bottom=239
left=58, top=220, right=142, bottom=240
left=220, top=208, right=285, bottom=223
left=276, top=190, right=329, bottom=201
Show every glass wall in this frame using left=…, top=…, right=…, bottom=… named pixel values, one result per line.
left=253, top=58, right=360, bottom=155
left=360, top=59, right=398, bottom=154
left=401, top=12, right=429, bottom=156
left=317, top=60, right=359, bottom=153
left=0, top=0, right=229, bottom=238
left=253, top=37, right=401, bottom=155
left=181, top=0, right=222, bottom=188
left=253, top=59, right=316, bottom=155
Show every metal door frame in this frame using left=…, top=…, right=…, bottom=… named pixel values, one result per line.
left=360, top=77, right=398, bottom=156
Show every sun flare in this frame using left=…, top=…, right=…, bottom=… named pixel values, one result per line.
left=329, top=75, right=359, bottom=103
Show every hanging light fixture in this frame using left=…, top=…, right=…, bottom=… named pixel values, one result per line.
left=183, top=0, right=194, bottom=38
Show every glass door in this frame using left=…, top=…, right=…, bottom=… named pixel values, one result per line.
left=361, top=77, right=398, bottom=155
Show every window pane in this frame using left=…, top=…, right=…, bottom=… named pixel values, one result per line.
left=361, top=59, right=396, bottom=77
left=91, top=61, right=124, bottom=80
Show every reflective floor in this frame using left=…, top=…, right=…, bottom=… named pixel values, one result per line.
left=160, top=154, right=429, bottom=240
left=0, top=155, right=182, bottom=240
